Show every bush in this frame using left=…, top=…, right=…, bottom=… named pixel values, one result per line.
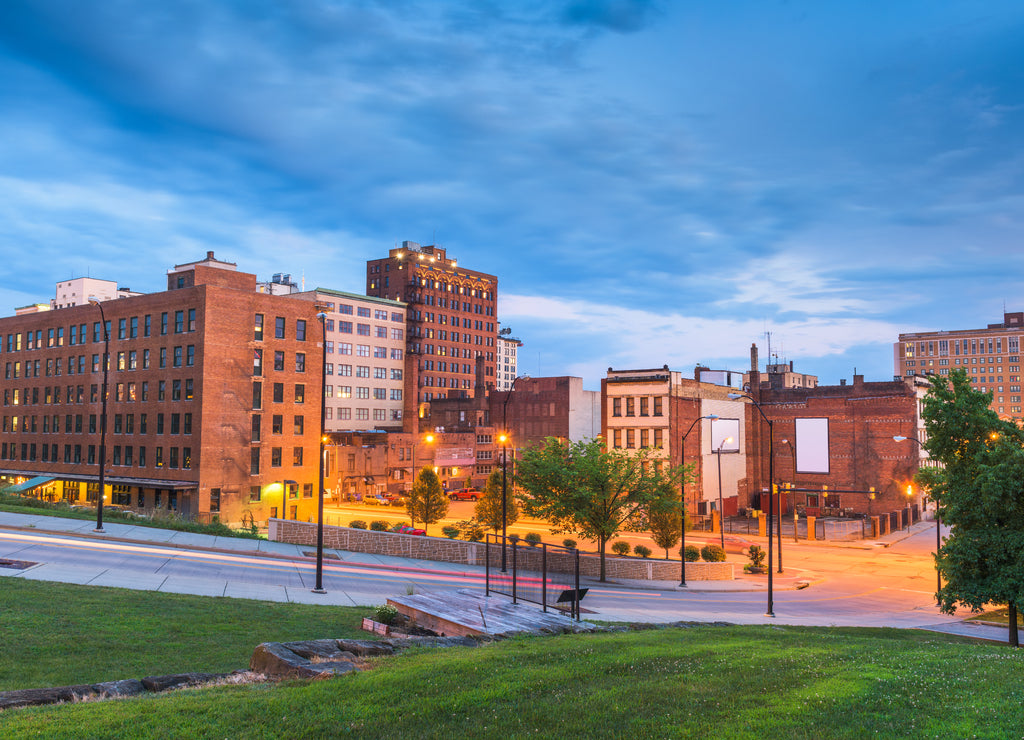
left=747, top=544, right=766, bottom=568
left=634, top=545, right=652, bottom=558
left=701, top=544, right=727, bottom=562
left=683, top=545, right=701, bottom=562
left=369, top=520, right=390, bottom=531
left=524, top=532, right=543, bottom=547
left=441, top=525, right=461, bottom=539
left=562, top=538, right=578, bottom=549
left=374, top=604, right=398, bottom=625
left=611, top=540, right=631, bottom=556
left=349, top=520, right=368, bottom=529
left=456, top=519, right=485, bottom=542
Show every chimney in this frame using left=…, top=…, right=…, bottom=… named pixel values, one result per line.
left=750, top=343, right=759, bottom=372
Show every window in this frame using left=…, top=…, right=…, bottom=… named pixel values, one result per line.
left=271, top=447, right=282, bottom=467
left=612, top=398, right=622, bottom=416
left=273, top=383, right=284, bottom=403
left=254, top=314, right=264, bottom=341
left=357, top=345, right=370, bottom=357
left=293, top=447, right=304, bottom=465
left=356, top=387, right=370, bottom=399
left=391, top=369, right=403, bottom=380
left=188, top=308, right=196, bottom=332
left=357, top=307, right=371, bottom=318
left=294, top=384, right=305, bottom=403
left=296, top=320, right=306, bottom=341
left=186, top=345, right=195, bottom=366
left=356, top=365, right=370, bottom=378
left=272, top=414, right=283, bottom=434
left=253, top=348, right=262, bottom=376
left=626, top=398, right=635, bottom=416
left=250, top=448, right=260, bottom=475
left=357, top=324, right=371, bottom=336
left=253, top=382, right=262, bottom=409
left=339, top=342, right=352, bottom=355
left=274, top=351, right=285, bottom=371
left=653, top=397, right=663, bottom=416
left=209, top=488, right=220, bottom=513
left=275, top=317, right=286, bottom=339
left=173, top=346, right=182, bottom=367
left=295, top=353, right=305, bottom=372
left=174, top=310, right=184, bottom=333
left=640, top=397, right=649, bottom=416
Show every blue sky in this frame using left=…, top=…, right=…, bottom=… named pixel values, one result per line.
left=2, top=1, right=1024, bottom=389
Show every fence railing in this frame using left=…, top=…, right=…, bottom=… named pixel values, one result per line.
left=484, top=535, right=583, bottom=621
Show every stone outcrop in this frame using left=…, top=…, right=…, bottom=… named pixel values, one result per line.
left=0, top=672, right=242, bottom=711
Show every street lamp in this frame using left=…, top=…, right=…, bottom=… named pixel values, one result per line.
left=729, top=392, right=775, bottom=618
left=679, top=414, right=718, bottom=586
left=715, top=436, right=733, bottom=550
left=894, top=434, right=939, bottom=605
left=313, top=312, right=328, bottom=595
left=501, top=374, right=529, bottom=572
left=87, top=297, right=110, bottom=533
left=780, top=438, right=797, bottom=542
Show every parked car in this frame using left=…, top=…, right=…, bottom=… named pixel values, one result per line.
left=392, top=524, right=426, bottom=536
left=722, top=535, right=755, bottom=555
left=382, top=492, right=406, bottom=507
left=362, top=495, right=384, bottom=506
left=449, top=488, right=480, bottom=502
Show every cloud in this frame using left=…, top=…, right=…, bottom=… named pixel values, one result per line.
left=561, top=0, right=664, bottom=33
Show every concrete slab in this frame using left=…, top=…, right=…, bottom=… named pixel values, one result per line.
left=87, top=572, right=168, bottom=591
left=224, top=582, right=292, bottom=602
left=159, top=576, right=226, bottom=597
left=13, top=564, right=106, bottom=586
left=284, top=587, right=365, bottom=606
left=210, top=537, right=262, bottom=552
left=165, top=532, right=220, bottom=548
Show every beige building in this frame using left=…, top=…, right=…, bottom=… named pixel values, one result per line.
left=895, top=311, right=1024, bottom=419
left=294, top=288, right=407, bottom=433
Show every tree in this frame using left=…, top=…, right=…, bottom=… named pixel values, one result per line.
left=474, top=468, right=520, bottom=533
left=515, top=437, right=688, bottom=581
left=648, top=493, right=687, bottom=559
left=406, top=467, right=448, bottom=535
left=918, top=369, right=1024, bottom=646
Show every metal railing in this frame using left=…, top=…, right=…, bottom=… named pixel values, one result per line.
left=484, top=535, right=583, bottom=621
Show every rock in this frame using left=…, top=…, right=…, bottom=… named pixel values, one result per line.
left=93, top=679, right=146, bottom=698
left=140, top=673, right=228, bottom=693
left=250, top=642, right=359, bottom=680
left=335, top=639, right=395, bottom=657
left=0, top=679, right=145, bottom=710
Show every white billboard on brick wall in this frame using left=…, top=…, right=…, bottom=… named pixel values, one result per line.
left=795, top=417, right=829, bottom=474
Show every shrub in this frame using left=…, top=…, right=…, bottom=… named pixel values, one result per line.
left=562, top=538, right=578, bottom=549
left=456, top=519, right=485, bottom=542
left=701, top=544, right=727, bottom=562
left=683, top=545, right=701, bottom=562
left=349, top=520, right=368, bottom=529
left=374, top=604, right=398, bottom=625
left=747, top=544, right=766, bottom=568
left=611, top=540, right=631, bottom=556
left=634, top=545, right=652, bottom=558
left=369, top=520, right=390, bottom=531
left=524, top=532, right=543, bottom=547
left=441, top=525, right=461, bottom=539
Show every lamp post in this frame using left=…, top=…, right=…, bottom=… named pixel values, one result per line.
left=501, top=374, right=528, bottom=572
left=679, top=414, right=718, bottom=586
left=715, top=437, right=733, bottom=550
left=730, top=392, right=775, bottom=618
left=894, top=434, right=938, bottom=606
left=312, top=312, right=328, bottom=594
left=780, top=438, right=797, bottom=544
left=87, top=297, right=110, bottom=533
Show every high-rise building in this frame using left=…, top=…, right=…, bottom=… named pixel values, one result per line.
left=0, top=252, right=323, bottom=526
left=366, top=242, right=498, bottom=417
left=895, top=311, right=1024, bottom=419
left=495, top=328, right=523, bottom=391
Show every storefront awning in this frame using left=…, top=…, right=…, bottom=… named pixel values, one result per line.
left=6, top=476, right=55, bottom=493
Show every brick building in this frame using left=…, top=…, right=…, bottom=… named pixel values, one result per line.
left=365, top=242, right=498, bottom=418
left=0, top=252, right=323, bottom=526
left=743, top=358, right=927, bottom=517
left=896, top=310, right=1024, bottom=420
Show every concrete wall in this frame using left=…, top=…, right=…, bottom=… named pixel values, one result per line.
left=271, top=519, right=734, bottom=582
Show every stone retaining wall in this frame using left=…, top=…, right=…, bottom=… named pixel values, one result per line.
left=271, top=519, right=733, bottom=581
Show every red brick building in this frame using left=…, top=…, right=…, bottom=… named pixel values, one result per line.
left=0, top=252, right=324, bottom=526
left=743, top=365, right=927, bottom=517
left=365, top=242, right=498, bottom=417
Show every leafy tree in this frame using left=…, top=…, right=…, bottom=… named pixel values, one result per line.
left=474, top=468, right=520, bottom=533
left=918, top=369, right=1024, bottom=646
left=648, top=494, right=688, bottom=559
left=406, top=467, right=448, bottom=535
left=515, top=437, right=689, bottom=581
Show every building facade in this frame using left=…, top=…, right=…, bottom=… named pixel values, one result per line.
left=895, top=311, right=1024, bottom=419
left=495, top=330, right=523, bottom=391
left=365, top=242, right=498, bottom=416
left=0, top=252, right=324, bottom=527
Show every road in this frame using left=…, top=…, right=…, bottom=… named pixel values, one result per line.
left=0, top=513, right=974, bottom=629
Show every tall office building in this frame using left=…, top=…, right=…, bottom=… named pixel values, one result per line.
left=0, top=252, right=323, bottom=526
left=895, top=311, right=1024, bottom=419
left=366, top=242, right=498, bottom=418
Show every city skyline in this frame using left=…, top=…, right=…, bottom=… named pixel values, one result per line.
left=2, top=2, right=1024, bottom=388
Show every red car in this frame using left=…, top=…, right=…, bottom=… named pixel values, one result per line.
left=392, top=524, right=426, bottom=536
left=449, top=488, right=480, bottom=501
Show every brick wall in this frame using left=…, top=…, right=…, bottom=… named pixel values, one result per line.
left=271, top=519, right=734, bottom=581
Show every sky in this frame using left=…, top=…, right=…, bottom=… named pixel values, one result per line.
left=2, top=1, right=1024, bottom=390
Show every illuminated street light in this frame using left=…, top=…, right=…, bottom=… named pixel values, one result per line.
left=679, top=414, right=718, bottom=586
left=715, top=437, right=733, bottom=550
left=87, top=297, right=110, bottom=533
left=501, top=374, right=529, bottom=572
left=729, top=392, right=775, bottom=618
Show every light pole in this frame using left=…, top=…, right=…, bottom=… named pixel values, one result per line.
left=715, top=437, right=733, bottom=550
left=680, top=414, right=718, bottom=586
left=87, top=297, right=110, bottom=533
left=730, top=392, right=775, bottom=618
left=894, top=434, right=938, bottom=605
left=780, top=438, right=797, bottom=543
left=313, top=312, right=328, bottom=594
left=501, top=374, right=528, bottom=572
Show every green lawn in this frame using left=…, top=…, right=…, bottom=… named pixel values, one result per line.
left=2, top=580, right=1024, bottom=738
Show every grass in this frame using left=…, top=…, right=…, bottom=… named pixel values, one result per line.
left=2, top=580, right=1024, bottom=738
left=967, top=606, right=1024, bottom=627
left=0, top=579, right=374, bottom=690
left=0, top=491, right=262, bottom=539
